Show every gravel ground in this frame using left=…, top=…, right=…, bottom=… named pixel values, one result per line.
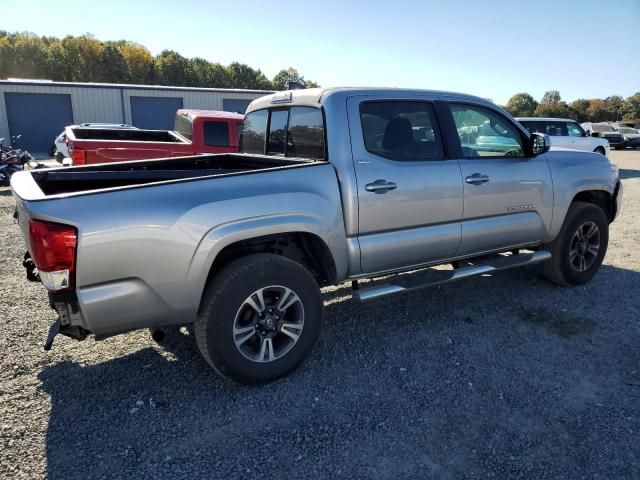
left=1, top=151, right=639, bottom=479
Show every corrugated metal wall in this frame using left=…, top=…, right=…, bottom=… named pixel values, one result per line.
left=0, top=81, right=270, bottom=151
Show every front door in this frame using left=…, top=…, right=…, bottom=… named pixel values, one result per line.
left=447, top=103, right=554, bottom=256
left=347, top=97, right=464, bottom=274
left=565, top=120, right=592, bottom=152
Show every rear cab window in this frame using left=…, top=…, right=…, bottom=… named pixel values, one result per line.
left=202, top=121, right=230, bottom=146
left=174, top=114, right=194, bottom=141
left=240, top=106, right=325, bottom=160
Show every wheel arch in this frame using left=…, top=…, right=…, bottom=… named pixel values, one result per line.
left=571, top=189, right=616, bottom=223
left=194, top=228, right=340, bottom=315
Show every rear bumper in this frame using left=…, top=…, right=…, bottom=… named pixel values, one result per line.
left=47, top=278, right=193, bottom=338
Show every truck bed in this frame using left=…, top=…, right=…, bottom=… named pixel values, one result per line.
left=69, top=127, right=186, bottom=143
left=23, top=154, right=316, bottom=197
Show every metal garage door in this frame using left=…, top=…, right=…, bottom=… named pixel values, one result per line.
left=4, top=92, right=74, bottom=156
left=223, top=99, right=252, bottom=114
left=130, top=96, right=183, bottom=130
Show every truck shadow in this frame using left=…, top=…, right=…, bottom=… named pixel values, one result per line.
left=37, top=263, right=640, bottom=479
left=619, top=168, right=640, bottom=180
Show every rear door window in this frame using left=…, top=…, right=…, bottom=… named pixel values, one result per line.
left=203, top=121, right=230, bottom=146
left=359, top=101, right=444, bottom=160
left=542, top=121, right=567, bottom=136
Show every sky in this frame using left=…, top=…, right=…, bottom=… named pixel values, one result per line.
left=2, top=0, right=639, bottom=104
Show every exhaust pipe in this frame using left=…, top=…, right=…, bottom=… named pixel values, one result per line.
left=149, top=328, right=166, bottom=344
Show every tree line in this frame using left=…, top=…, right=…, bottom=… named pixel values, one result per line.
left=0, top=31, right=319, bottom=91
left=2, top=32, right=639, bottom=122
left=503, top=91, right=640, bottom=123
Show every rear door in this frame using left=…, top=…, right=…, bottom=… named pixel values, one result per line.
left=446, top=103, right=553, bottom=256
left=347, top=97, right=464, bottom=274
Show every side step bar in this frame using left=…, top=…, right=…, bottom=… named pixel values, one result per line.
left=353, top=250, right=551, bottom=302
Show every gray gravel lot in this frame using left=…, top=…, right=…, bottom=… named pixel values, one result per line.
left=1, top=151, right=639, bottom=479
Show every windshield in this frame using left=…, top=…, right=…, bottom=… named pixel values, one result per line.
left=592, top=124, right=616, bottom=133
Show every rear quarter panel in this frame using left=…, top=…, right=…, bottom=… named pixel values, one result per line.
left=18, top=163, right=347, bottom=335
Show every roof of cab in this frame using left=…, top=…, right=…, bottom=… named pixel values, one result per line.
left=516, top=117, right=576, bottom=122
left=246, top=87, right=497, bottom=113
left=176, top=109, right=244, bottom=120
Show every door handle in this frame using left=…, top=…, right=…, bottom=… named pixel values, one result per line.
left=464, top=173, right=490, bottom=185
left=365, top=179, right=397, bottom=194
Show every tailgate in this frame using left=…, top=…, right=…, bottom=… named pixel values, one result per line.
left=10, top=171, right=46, bottom=253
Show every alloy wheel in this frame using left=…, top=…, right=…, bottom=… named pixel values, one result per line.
left=233, top=285, right=305, bottom=363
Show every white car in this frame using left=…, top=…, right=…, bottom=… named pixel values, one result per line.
left=51, top=123, right=138, bottom=161
left=517, top=117, right=610, bottom=156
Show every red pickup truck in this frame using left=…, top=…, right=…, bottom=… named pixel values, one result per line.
left=66, top=109, right=244, bottom=165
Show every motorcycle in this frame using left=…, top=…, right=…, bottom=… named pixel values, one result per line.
left=0, top=135, right=39, bottom=185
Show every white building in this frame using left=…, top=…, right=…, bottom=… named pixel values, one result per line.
left=0, top=79, right=272, bottom=155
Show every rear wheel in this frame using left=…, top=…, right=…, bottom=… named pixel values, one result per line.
left=542, top=202, right=608, bottom=286
left=594, top=146, right=606, bottom=155
left=195, top=254, right=322, bottom=384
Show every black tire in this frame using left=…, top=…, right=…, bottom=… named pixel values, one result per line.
left=594, top=147, right=606, bottom=156
left=542, top=202, right=608, bottom=286
left=195, top=253, right=322, bottom=384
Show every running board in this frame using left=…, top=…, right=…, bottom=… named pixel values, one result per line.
left=353, top=250, right=551, bottom=302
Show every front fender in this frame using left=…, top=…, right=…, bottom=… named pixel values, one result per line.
left=546, top=150, right=617, bottom=240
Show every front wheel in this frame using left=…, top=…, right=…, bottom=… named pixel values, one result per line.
left=542, top=202, right=608, bottom=286
left=195, top=254, right=323, bottom=384
left=594, top=147, right=606, bottom=156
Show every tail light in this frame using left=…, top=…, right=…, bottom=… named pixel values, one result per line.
left=29, top=220, right=77, bottom=291
left=72, top=148, right=86, bottom=165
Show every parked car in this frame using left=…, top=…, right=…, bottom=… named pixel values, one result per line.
left=51, top=123, right=138, bottom=161
left=65, top=110, right=244, bottom=165
left=517, top=117, right=610, bottom=156
left=11, top=87, right=622, bottom=384
left=580, top=122, right=625, bottom=149
left=614, top=126, right=640, bottom=149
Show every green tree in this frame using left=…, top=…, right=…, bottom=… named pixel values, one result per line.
left=228, top=62, right=271, bottom=89
left=190, top=58, right=231, bottom=88
left=621, top=92, right=640, bottom=120
left=569, top=99, right=590, bottom=123
left=586, top=99, right=609, bottom=123
left=120, top=42, right=156, bottom=84
left=540, top=90, right=561, bottom=105
left=156, top=50, right=195, bottom=86
left=272, top=67, right=320, bottom=90
left=535, top=90, right=572, bottom=118
left=534, top=102, right=572, bottom=118
left=606, top=95, right=624, bottom=121
left=504, top=92, right=538, bottom=117
left=99, top=43, right=130, bottom=83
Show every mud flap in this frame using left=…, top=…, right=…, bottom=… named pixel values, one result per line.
left=23, top=252, right=40, bottom=282
left=44, top=318, right=61, bottom=351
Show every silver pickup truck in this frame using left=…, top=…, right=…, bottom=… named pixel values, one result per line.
left=11, top=88, right=622, bottom=384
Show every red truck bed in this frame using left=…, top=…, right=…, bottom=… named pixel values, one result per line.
left=66, top=109, right=244, bottom=165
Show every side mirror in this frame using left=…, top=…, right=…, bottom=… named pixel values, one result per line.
left=585, top=130, right=591, bottom=136
left=530, top=132, right=550, bottom=155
